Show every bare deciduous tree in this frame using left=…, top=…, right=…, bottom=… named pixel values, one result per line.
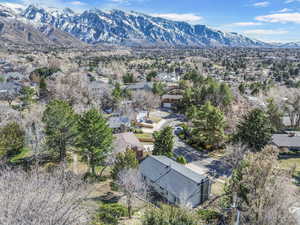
left=47, top=57, right=61, bottom=70
left=117, top=169, right=149, bottom=218
left=116, top=101, right=137, bottom=122
left=284, top=94, right=300, bottom=128
left=0, top=105, right=21, bottom=127
left=0, top=167, right=90, bottom=225
left=22, top=104, right=46, bottom=156
left=131, top=90, right=160, bottom=114
left=47, top=72, right=90, bottom=112
left=224, top=143, right=249, bottom=169
left=226, top=146, right=298, bottom=225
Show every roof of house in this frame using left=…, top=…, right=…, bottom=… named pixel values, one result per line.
left=108, top=116, right=130, bottom=129
left=140, top=155, right=209, bottom=199
left=89, top=81, right=113, bottom=90
left=272, top=134, right=300, bottom=148
left=4, top=72, right=23, bottom=80
left=0, top=82, right=22, bottom=94
left=114, top=132, right=144, bottom=150
left=162, top=95, right=183, bottom=100
left=125, top=82, right=153, bottom=90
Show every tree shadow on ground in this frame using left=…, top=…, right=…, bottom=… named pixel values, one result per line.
left=86, top=192, right=122, bottom=204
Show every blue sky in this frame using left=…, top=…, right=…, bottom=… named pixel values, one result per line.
left=2, top=0, right=300, bottom=42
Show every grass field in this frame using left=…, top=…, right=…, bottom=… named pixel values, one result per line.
left=10, top=148, right=31, bottom=163
left=279, top=157, right=300, bottom=172
left=211, top=180, right=226, bottom=196
left=279, top=156, right=300, bottom=185
left=135, top=133, right=154, bottom=142
left=149, top=115, right=162, bottom=123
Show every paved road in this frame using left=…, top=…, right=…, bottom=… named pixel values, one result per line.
left=162, top=114, right=232, bottom=179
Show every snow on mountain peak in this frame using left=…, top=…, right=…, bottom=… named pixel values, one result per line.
left=0, top=4, right=269, bottom=47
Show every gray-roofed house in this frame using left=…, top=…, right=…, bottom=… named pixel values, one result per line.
left=4, top=72, right=24, bottom=82
left=272, top=133, right=300, bottom=151
left=108, top=116, right=131, bottom=133
left=88, top=81, right=113, bottom=95
left=0, top=82, right=22, bottom=96
left=140, top=155, right=211, bottom=208
left=156, top=72, right=180, bottom=83
left=125, top=82, right=153, bottom=91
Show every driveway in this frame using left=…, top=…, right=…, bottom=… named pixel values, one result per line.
left=141, top=110, right=174, bottom=133
left=165, top=114, right=232, bottom=179
left=173, top=135, right=232, bottom=178
left=142, top=112, right=232, bottom=179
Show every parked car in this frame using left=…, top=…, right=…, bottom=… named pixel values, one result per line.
left=174, top=126, right=183, bottom=135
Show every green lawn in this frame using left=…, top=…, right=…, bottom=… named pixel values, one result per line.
left=279, top=157, right=300, bottom=172
left=10, top=148, right=31, bottom=163
left=279, top=157, right=300, bottom=186
left=149, top=115, right=162, bottom=123
left=135, top=133, right=153, bottom=139
left=135, top=133, right=154, bottom=142
left=211, top=180, right=225, bottom=196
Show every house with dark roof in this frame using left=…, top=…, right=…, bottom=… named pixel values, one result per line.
left=161, top=94, right=183, bottom=109
left=272, top=133, right=300, bottom=151
left=140, top=155, right=211, bottom=208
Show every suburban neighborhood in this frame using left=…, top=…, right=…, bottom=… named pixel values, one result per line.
left=0, top=3, right=300, bottom=224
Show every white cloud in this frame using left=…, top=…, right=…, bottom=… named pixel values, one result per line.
left=230, top=22, right=263, bottom=26
left=285, top=0, right=300, bottom=3
left=256, top=12, right=300, bottom=23
left=253, top=1, right=270, bottom=7
left=21, top=0, right=67, bottom=8
left=243, top=29, right=289, bottom=35
left=0, top=2, right=25, bottom=9
left=151, top=13, right=203, bottom=24
left=68, top=1, right=86, bottom=6
left=18, top=0, right=88, bottom=10
left=276, top=8, right=292, bottom=13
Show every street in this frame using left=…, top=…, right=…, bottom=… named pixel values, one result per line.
left=161, top=113, right=232, bottom=179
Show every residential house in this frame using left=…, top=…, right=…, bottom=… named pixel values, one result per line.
left=136, top=111, right=148, bottom=123
left=140, top=155, right=211, bottom=208
left=272, top=133, right=300, bottom=151
left=3, top=72, right=24, bottom=82
left=108, top=116, right=131, bottom=133
left=114, top=132, right=146, bottom=160
left=2, top=63, right=14, bottom=73
left=125, top=82, right=153, bottom=91
left=0, top=81, right=22, bottom=96
left=89, top=81, right=113, bottom=96
left=156, top=72, right=180, bottom=83
left=161, top=94, right=183, bottom=109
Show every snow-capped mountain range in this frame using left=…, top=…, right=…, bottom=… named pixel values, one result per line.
left=0, top=3, right=297, bottom=48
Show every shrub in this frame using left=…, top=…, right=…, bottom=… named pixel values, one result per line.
left=123, top=73, right=135, bottom=83
left=143, top=204, right=200, bottom=225
left=176, top=156, right=187, bottom=164
left=0, top=122, right=25, bottom=160
left=197, top=209, right=221, bottom=223
left=30, top=67, right=60, bottom=82
left=94, top=203, right=128, bottom=225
